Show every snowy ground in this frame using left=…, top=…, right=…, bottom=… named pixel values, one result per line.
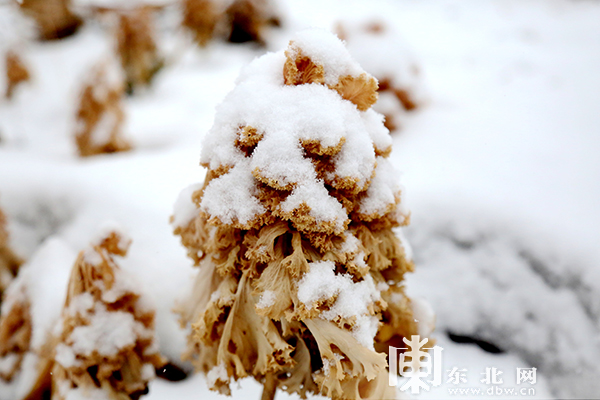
left=1, top=0, right=599, bottom=399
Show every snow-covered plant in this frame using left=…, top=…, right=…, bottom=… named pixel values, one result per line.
left=19, top=0, right=82, bottom=40
left=181, top=0, right=280, bottom=46
left=0, top=206, right=22, bottom=304
left=74, top=61, right=131, bottom=157
left=0, top=281, right=30, bottom=385
left=336, top=19, right=425, bottom=132
left=0, top=237, right=76, bottom=400
left=173, top=29, right=432, bottom=400
left=115, top=7, right=164, bottom=93
left=52, top=229, right=165, bottom=399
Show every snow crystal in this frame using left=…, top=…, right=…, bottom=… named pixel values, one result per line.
left=288, top=28, right=364, bottom=86
left=172, top=182, right=204, bottom=229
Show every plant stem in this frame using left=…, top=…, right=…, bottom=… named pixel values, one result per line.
left=261, top=374, right=277, bottom=400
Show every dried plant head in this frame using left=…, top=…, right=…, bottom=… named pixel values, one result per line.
left=225, top=0, right=272, bottom=44
left=74, top=60, right=131, bottom=157
left=19, top=0, right=81, bottom=40
left=52, top=228, right=165, bottom=400
left=0, top=283, right=31, bottom=383
left=0, top=206, right=23, bottom=304
left=181, top=0, right=280, bottom=46
left=116, top=6, right=164, bottom=93
left=284, top=41, right=378, bottom=112
left=182, top=0, right=221, bottom=47
left=173, top=29, right=433, bottom=400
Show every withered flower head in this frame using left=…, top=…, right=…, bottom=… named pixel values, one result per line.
left=52, top=228, right=165, bottom=400
left=74, top=61, right=131, bottom=157
left=173, top=29, right=433, bottom=400
left=181, top=0, right=280, bottom=46
left=19, top=0, right=82, bottom=41
left=116, top=7, right=163, bottom=92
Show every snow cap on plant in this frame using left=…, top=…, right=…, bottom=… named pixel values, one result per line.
left=173, top=28, right=432, bottom=400
left=74, top=60, right=131, bottom=157
left=52, top=227, right=165, bottom=400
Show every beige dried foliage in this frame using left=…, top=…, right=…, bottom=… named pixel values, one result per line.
left=0, top=206, right=22, bottom=304
left=182, top=0, right=220, bottom=47
left=283, top=46, right=378, bottom=112
left=116, top=7, right=164, bottom=92
left=19, top=0, right=81, bottom=40
left=52, top=230, right=165, bottom=400
left=0, top=287, right=31, bottom=383
left=174, top=40, right=429, bottom=400
left=181, top=0, right=280, bottom=46
left=74, top=63, right=131, bottom=157
left=5, top=51, right=30, bottom=99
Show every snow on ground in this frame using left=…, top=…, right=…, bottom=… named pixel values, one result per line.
left=1, top=0, right=599, bottom=399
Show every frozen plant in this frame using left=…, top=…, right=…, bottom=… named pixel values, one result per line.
left=0, top=205, right=23, bottom=306
left=74, top=60, right=132, bottom=157
left=115, top=6, right=164, bottom=93
left=173, top=29, right=433, bottom=400
left=0, top=237, right=76, bottom=400
left=52, top=229, right=165, bottom=399
left=19, top=0, right=82, bottom=40
left=181, top=0, right=280, bottom=46
left=336, top=18, right=426, bottom=132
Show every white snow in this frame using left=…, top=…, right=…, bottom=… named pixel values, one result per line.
left=171, top=182, right=203, bottom=229
left=256, top=290, right=276, bottom=309
left=287, top=28, right=364, bottom=86
left=297, top=260, right=381, bottom=348
left=206, top=363, right=228, bottom=388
